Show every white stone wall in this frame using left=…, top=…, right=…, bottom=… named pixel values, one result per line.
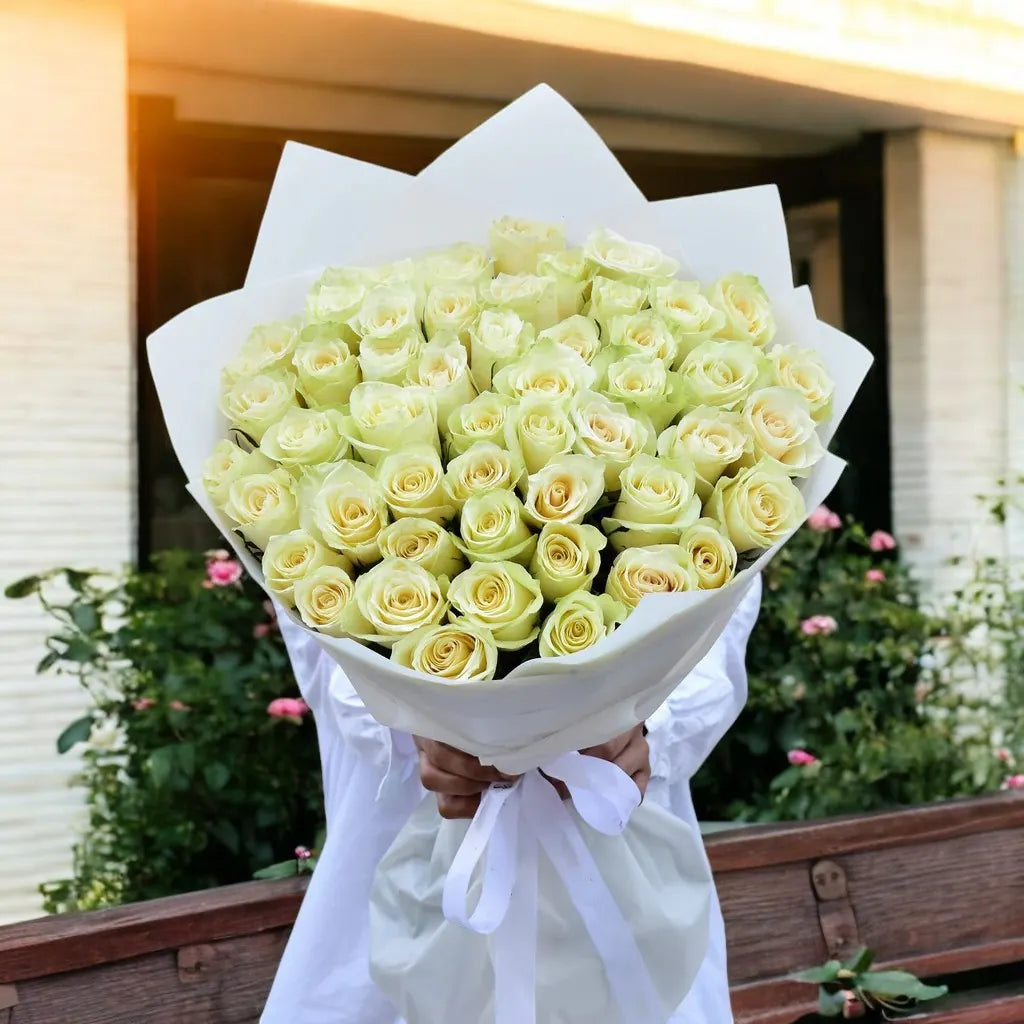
left=884, top=129, right=1015, bottom=594
left=0, top=0, right=131, bottom=923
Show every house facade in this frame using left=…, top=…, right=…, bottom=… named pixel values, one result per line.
left=1, top=0, right=1022, bottom=921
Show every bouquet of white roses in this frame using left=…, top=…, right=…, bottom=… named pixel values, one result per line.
left=149, top=87, right=871, bottom=1024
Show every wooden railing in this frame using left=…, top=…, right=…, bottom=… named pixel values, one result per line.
left=0, top=794, right=1021, bottom=1024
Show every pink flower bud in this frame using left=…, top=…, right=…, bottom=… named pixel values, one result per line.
left=253, top=622, right=271, bottom=639
left=206, top=559, right=243, bottom=587
left=787, top=748, right=819, bottom=767
left=132, top=697, right=156, bottom=711
left=1001, top=774, right=1024, bottom=791
left=800, top=614, right=838, bottom=637
left=169, top=700, right=190, bottom=712
left=807, top=505, right=842, bottom=532
left=295, top=845, right=312, bottom=860
left=868, top=530, right=896, bottom=552
left=267, top=697, right=310, bottom=724
left=864, top=568, right=886, bottom=583
left=842, top=991, right=866, bottom=1018
left=996, top=747, right=1013, bottom=763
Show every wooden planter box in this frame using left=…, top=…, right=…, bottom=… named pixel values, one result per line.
left=0, top=794, right=1021, bottom=1024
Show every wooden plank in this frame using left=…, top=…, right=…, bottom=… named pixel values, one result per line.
left=8, top=930, right=288, bottom=1024
left=0, top=879, right=307, bottom=984
left=705, top=793, right=1024, bottom=873
left=903, top=984, right=1024, bottom=1024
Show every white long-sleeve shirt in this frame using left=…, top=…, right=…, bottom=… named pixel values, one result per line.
left=262, top=575, right=761, bottom=1024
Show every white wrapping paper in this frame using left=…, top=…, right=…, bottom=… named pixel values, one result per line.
left=147, top=86, right=873, bottom=1024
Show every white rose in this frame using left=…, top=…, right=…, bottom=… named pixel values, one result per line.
left=570, top=390, right=656, bottom=490
left=444, top=442, right=525, bottom=507
left=587, top=275, right=646, bottom=338
left=529, top=521, right=606, bottom=602
left=423, top=282, right=479, bottom=340
left=308, top=461, right=389, bottom=566
left=605, top=545, right=699, bottom=610
left=418, top=242, right=493, bottom=291
left=445, top=392, right=516, bottom=456
left=678, top=518, right=738, bottom=590
left=347, top=381, right=439, bottom=466
left=539, top=591, right=626, bottom=658
left=742, top=387, right=825, bottom=476
left=480, top=273, right=559, bottom=331
left=607, top=310, right=678, bottom=365
left=357, top=329, right=424, bottom=385
left=657, top=406, right=751, bottom=499
left=537, top=315, right=602, bottom=364
left=222, top=320, right=300, bottom=381
left=489, top=216, right=566, bottom=276
left=584, top=228, right=679, bottom=283
left=537, top=247, right=588, bottom=319
left=467, top=308, right=533, bottom=392
left=448, top=560, right=543, bottom=650
left=219, top=372, right=298, bottom=443
left=522, top=454, right=605, bottom=527
left=709, top=273, right=776, bottom=348
left=406, top=336, right=477, bottom=425
left=262, top=529, right=352, bottom=604
left=349, top=284, right=423, bottom=342
left=595, top=349, right=685, bottom=432
left=260, top=407, right=350, bottom=467
left=650, top=280, right=726, bottom=360
left=377, top=444, right=455, bottom=523
left=349, top=557, right=449, bottom=646
left=492, top=339, right=596, bottom=402
left=602, top=454, right=702, bottom=549
left=391, top=622, right=498, bottom=680
left=456, top=490, right=537, bottom=565
left=293, top=564, right=357, bottom=638
left=377, top=517, right=466, bottom=578
left=707, top=459, right=805, bottom=552
left=679, top=340, right=772, bottom=412
left=223, top=468, right=300, bottom=553
left=503, top=397, right=576, bottom=475
left=767, top=345, right=835, bottom=422
left=292, top=329, right=362, bottom=406
left=202, top=441, right=275, bottom=509
left=305, top=279, right=365, bottom=346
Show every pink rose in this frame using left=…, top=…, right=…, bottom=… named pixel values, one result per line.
left=206, top=558, right=243, bottom=587
left=801, top=614, right=838, bottom=637
left=1001, top=774, right=1024, bottom=791
left=169, top=700, right=190, bottom=712
left=132, top=697, right=156, bottom=711
left=268, top=697, right=310, bottom=725
left=787, top=749, right=819, bottom=767
left=868, top=530, right=896, bottom=552
left=864, top=568, right=886, bottom=583
left=807, top=505, right=842, bottom=532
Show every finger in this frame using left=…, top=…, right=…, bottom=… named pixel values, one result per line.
left=580, top=727, right=635, bottom=764
left=437, top=793, right=481, bottom=820
left=540, top=773, right=570, bottom=801
left=614, top=735, right=651, bottom=780
left=419, top=752, right=490, bottom=796
left=631, top=767, right=651, bottom=800
left=423, top=740, right=510, bottom=783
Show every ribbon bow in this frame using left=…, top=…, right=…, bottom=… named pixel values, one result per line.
left=441, top=751, right=665, bottom=1024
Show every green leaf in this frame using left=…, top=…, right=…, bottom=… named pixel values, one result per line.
left=253, top=860, right=299, bottom=880
left=175, top=743, right=196, bottom=779
left=843, top=947, right=876, bottom=974
left=793, top=960, right=842, bottom=984
left=56, top=716, right=94, bottom=754
left=36, top=650, right=60, bottom=674
left=148, top=746, right=176, bottom=788
left=858, top=971, right=948, bottom=1000
left=70, top=604, right=99, bottom=634
left=203, top=762, right=230, bottom=791
left=817, top=987, right=846, bottom=1017
left=64, top=569, right=94, bottom=593
left=5, top=575, right=41, bottom=599
left=209, top=820, right=240, bottom=854
left=60, top=636, right=95, bottom=662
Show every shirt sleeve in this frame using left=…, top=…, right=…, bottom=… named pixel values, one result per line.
left=645, top=574, right=762, bottom=789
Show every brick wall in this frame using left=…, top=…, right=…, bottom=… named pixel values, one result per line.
left=0, top=0, right=131, bottom=923
left=884, top=129, right=1012, bottom=593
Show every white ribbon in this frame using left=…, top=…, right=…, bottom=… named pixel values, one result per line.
left=441, top=751, right=666, bottom=1024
